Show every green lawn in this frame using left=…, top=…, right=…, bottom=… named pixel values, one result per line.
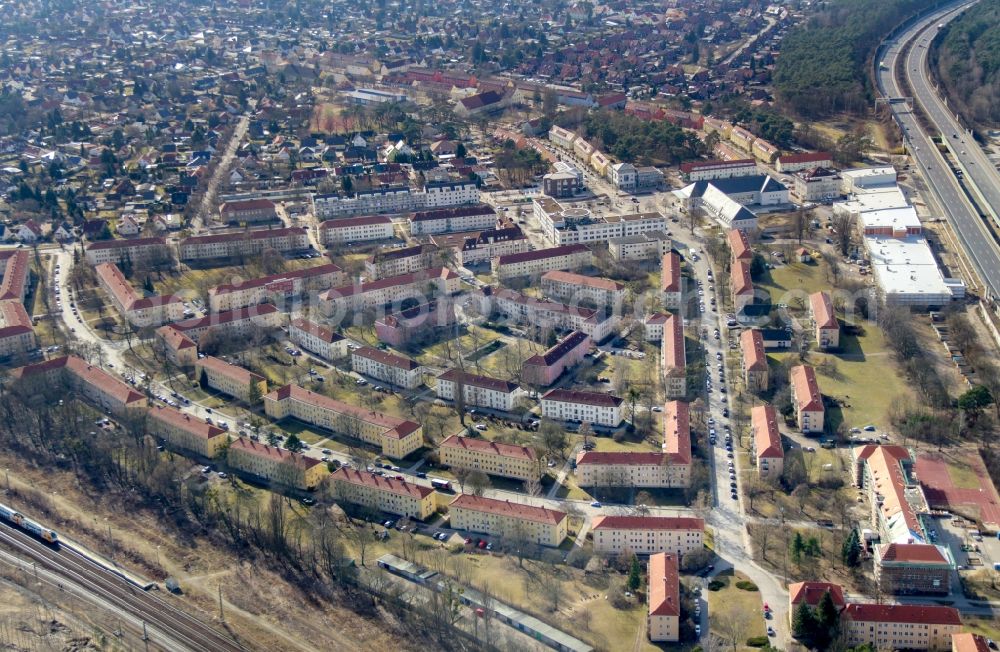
left=758, top=259, right=829, bottom=309
left=772, top=325, right=913, bottom=434
left=706, top=570, right=767, bottom=642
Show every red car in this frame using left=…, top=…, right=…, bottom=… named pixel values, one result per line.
left=478, top=540, right=488, bottom=549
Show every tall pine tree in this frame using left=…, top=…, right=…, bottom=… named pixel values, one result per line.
left=792, top=600, right=818, bottom=646
left=815, top=590, right=841, bottom=649
left=627, top=554, right=641, bottom=592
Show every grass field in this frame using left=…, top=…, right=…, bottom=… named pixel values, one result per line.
left=757, top=259, right=829, bottom=308
left=772, top=324, right=913, bottom=433
left=706, top=570, right=767, bottom=642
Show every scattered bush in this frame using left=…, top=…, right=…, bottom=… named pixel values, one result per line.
left=736, top=580, right=759, bottom=591
left=747, top=636, right=770, bottom=647
left=708, top=579, right=726, bottom=591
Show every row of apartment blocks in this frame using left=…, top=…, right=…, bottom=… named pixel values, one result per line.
left=155, top=304, right=283, bottom=366
left=429, top=226, right=531, bottom=266
left=95, top=262, right=184, bottom=328
left=788, top=580, right=964, bottom=651
left=489, top=288, right=620, bottom=343
left=9, top=356, right=327, bottom=490
left=82, top=229, right=312, bottom=267
left=540, top=270, right=625, bottom=308
left=492, top=243, right=593, bottom=280
left=311, top=180, right=480, bottom=220
left=263, top=383, right=423, bottom=459
left=319, top=267, right=460, bottom=316
left=0, top=251, right=37, bottom=359
left=208, top=263, right=345, bottom=312
left=575, top=401, right=692, bottom=488
left=531, top=196, right=669, bottom=246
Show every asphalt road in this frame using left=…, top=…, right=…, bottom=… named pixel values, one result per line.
left=876, top=1, right=1000, bottom=301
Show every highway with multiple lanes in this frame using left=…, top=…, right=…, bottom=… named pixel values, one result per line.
left=876, top=0, right=1000, bottom=301
left=0, top=522, right=244, bottom=651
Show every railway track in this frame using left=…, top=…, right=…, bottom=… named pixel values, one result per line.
left=0, top=523, right=245, bottom=652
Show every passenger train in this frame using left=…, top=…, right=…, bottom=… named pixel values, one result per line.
left=0, top=503, right=59, bottom=544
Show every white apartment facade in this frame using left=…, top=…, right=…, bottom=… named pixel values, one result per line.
left=318, top=215, right=394, bottom=245
left=288, top=317, right=348, bottom=361
left=351, top=346, right=424, bottom=389
left=540, top=389, right=623, bottom=427
left=435, top=369, right=519, bottom=411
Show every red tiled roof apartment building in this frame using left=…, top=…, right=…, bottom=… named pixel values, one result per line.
left=661, top=251, right=682, bottom=309
left=592, top=515, right=704, bottom=556
left=288, top=317, right=348, bottom=362
left=84, top=236, right=171, bottom=266
left=790, top=364, right=824, bottom=433
left=195, top=356, right=267, bottom=403
left=575, top=400, right=691, bottom=488
left=751, top=404, right=783, bottom=479
left=435, top=369, right=520, bottom=411
left=661, top=314, right=686, bottom=398
left=728, top=228, right=753, bottom=262
left=0, top=250, right=30, bottom=303
left=319, top=267, right=459, bottom=315
left=375, top=299, right=456, bottom=348
left=330, top=468, right=436, bottom=520
left=448, top=494, right=567, bottom=547
left=218, top=198, right=277, bottom=224
left=740, top=328, right=769, bottom=392
left=841, top=603, right=961, bottom=651
left=810, top=291, right=840, bottom=350
left=351, top=346, right=424, bottom=390
left=491, top=243, right=592, bottom=280
left=178, top=227, right=310, bottom=262
left=162, top=304, right=282, bottom=343
left=540, top=270, right=625, bottom=308
left=263, top=384, right=422, bottom=459
left=226, top=438, right=327, bottom=490
left=95, top=262, right=184, bottom=328
left=147, top=405, right=230, bottom=458
left=490, top=288, right=620, bottom=342
left=648, top=553, right=680, bottom=642
left=14, top=355, right=147, bottom=414
left=439, top=434, right=540, bottom=481
left=874, top=542, right=952, bottom=596
left=408, top=204, right=497, bottom=236
left=541, top=388, right=623, bottom=427
left=731, top=258, right=754, bottom=312
left=522, top=330, right=591, bottom=387
left=318, top=215, right=394, bottom=245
